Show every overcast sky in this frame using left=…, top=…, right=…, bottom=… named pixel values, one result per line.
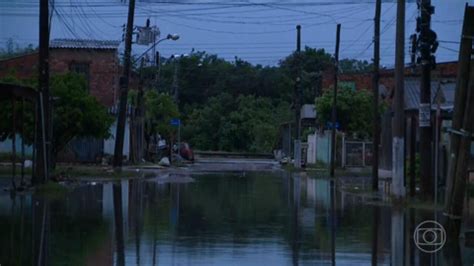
left=0, top=0, right=471, bottom=67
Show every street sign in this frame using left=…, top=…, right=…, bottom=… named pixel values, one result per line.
left=170, top=118, right=181, bottom=126
left=326, top=122, right=340, bottom=129
left=419, top=103, right=431, bottom=127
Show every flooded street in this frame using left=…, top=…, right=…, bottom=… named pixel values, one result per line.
left=1, top=171, right=474, bottom=265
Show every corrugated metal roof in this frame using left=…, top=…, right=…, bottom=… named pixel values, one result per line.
left=50, top=39, right=121, bottom=50
left=404, top=78, right=456, bottom=111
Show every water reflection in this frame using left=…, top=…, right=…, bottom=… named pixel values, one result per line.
left=1, top=172, right=474, bottom=265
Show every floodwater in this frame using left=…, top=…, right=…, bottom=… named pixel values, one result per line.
left=0, top=172, right=473, bottom=265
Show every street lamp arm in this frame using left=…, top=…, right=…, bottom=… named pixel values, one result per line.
left=133, top=34, right=180, bottom=64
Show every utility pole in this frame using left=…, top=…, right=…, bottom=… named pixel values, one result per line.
left=172, top=56, right=179, bottom=104
left=444, top=4, right=473, bottom=208
left=444, top=4, right=474, bottom=238
left=418, top=0, right=436, bottom=199
left=446, top=45, right=474, bottom=238
left=330, top=24, right=341, bottom=178
left=34, top=0, right=50, bottom=184
left=113, top=0, right=135, bottom=168
left=392, top=0, right=406, bottom=198
left=293, top=25, right=302, bottom=168
left=372, top=0, right=381, bottom=191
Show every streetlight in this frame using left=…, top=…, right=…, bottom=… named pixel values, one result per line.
left=133, top=33, right=180, bottom=64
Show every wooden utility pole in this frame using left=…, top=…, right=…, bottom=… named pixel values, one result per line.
left=293, top=25, right=302, bottom=168
left=113, top=0, right=135, bottom=168
left=418, top=0, right=435, bottom=199
left=372, top=0, right=381, bottom=191
left=172, top=56, right=179, bottom=104
left=330, top=24, right=341, bottom=178
left=295, top=25, right=301, bottom=139
left=444, top=4, right=474, bottom=208
left=392, top=0, right=406, bottom=198
left=34, top=0, right=50, bottom=184
left=447, top=47, right=474, bottom=238
left=445, top=4, right=474, bottom=238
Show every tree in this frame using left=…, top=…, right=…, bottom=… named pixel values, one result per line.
left=315, top=87, right=374, bottom=139
left=182, top=93, right=291, bottom=153
left=50, top=74, right=113, bottom=165
left=339, top=58, right=373, bottom=73
left=143, top=91, right=179, bottom=144
left=0, top=38, right=36, bottom=59
left=0, top=73, right=113, bottom=168
left=280, top=47, right=334, bottom=103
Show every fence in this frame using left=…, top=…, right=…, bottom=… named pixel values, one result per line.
left=342, top=140, right=373, bottom=168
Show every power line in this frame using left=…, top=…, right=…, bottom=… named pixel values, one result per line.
left=438, top=45, right=459, bottom=53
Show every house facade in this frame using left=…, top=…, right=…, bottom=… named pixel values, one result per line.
left=0, top=39, right=129, bottom=162
left=318, top=61, right=473, bottom=177
left=0, top=39, right=121, bottom=107
left=321, top=61, right=458, bottom=100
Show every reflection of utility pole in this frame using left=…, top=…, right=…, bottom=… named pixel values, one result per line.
left=113, top=183, right=125, bottom=266
left=330, top=178, right=336, bottom=266
left=113, top=0, right=135, bottom=168
left=392, top=0, right=405, bottom=198
left=330, top=24, right=341, bottom=178
left=371, top=206, right=380, bottom=266
left=372, top=0, right=381, bottom=191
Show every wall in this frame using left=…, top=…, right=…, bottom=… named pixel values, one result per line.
left=0, top=53, right=39, bottom=79
left=50, top=48, right=119, bottom=107
left=321, top=61, right=458, bottom=99
left=0, top=49, right=120, bottom=107
left=306, top=130, right=332, bottom=165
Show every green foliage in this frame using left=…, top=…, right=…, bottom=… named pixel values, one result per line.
left=280, top=47, right=333, bottom=103
left=50, top=74, right=113, bottom=155
left=151, top=49, right=373, bottom=152
left=0, top=73, right=113, bottom=164
left=315, top=87, right=375, bottom=139
left=339, top=58, right=373, bottom=73
left=156, top=51, right=294, bottom=108
left=182, top=93, right=291, bottom=153
left=144, top=91, right=179, bottom=138
left=1, top=46, right=374, bottom=156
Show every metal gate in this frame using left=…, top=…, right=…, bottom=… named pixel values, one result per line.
left=342, top=140, right=373, bottom=167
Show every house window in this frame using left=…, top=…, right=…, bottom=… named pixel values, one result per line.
left=69, top=62, right=90, bottom=91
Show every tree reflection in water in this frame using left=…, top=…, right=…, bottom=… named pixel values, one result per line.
left=0, top=172, right=473, bottom=265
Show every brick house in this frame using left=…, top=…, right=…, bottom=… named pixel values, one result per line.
left=0, top=39, right=129, bottom=162
left=0, top=39, right=121, bottom=107
left=319, top=61, right=460, bottom=171
left=322, top=61, right=458, bottom=99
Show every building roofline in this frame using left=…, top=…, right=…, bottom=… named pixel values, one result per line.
left=380, top=60, right=458, bottom=72
left=50, top=39, right=121, bottom=50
